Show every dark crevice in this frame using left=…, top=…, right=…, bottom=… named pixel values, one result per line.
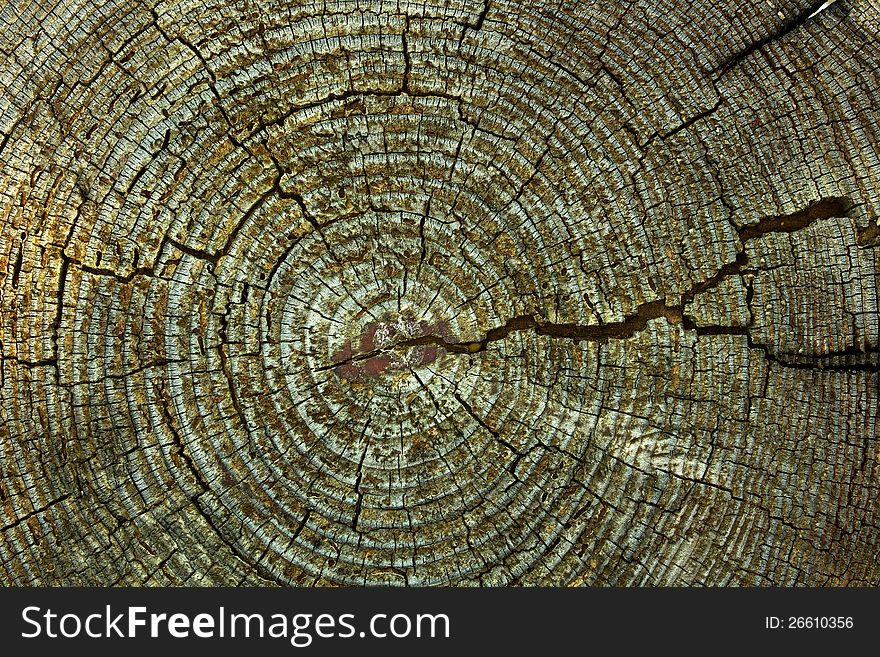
left=764, top=357, right=879, bottom=373
left=351, top=443, right=369, bottom=532
left=695, top=324, right=879, bottom=372
left=454, top=392, right=500, bottom=439
left=455, top=99, right=517, bottom=143
left=682, top=196, right=853, bottom=305
left=683, top=195, right=853, bottom=309
left=321, top=300, right=683, bottom=371
left=401, top=15, right=411, bottom=93
left=712, top=0, right=831, bottom=78
left=291, top=508, right=311, bottom=543
left=0, top=494, right=72, bottom=532
left=693, top=325, right=750, bottom=337
left=738, top=196, right=853, bottom=241
left=457, top=0, right=492, bottom=48
left=123, top=160, right=152, bottom=197
left=10, top=242, right=23, bottom=288
left=150, top=9, right=242, bottom=146
left=322, top=196, right=872, bottom=373
left=51, top=256, right=68, bottom=374
left=681, top=252, right=748, bottom=307
left=103, top=359, right=182, bottom=380
left=66, top=252, right=165, bottom=283
left=658, top=97, right=725, bottom=143
left=550, top=55, right=595, bottom=91
left=415, top=195, right=431, bottom=281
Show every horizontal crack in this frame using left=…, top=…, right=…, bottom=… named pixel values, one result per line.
left=320, top=196, right=864, bottom=373
left=319, top=300, right=682, bottom=371
left=737, top=196, right=853, bottom=242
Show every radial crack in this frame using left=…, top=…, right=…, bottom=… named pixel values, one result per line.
left=712, top=0, right=833, bottom=78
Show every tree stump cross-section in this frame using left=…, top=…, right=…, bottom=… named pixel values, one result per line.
left=0, top=0, right=878, bottom=585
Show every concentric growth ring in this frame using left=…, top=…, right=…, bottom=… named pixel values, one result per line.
left=1, top=0, right=879, bottom=586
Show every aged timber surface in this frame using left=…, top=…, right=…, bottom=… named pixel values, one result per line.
left=0, top=0, right=878, bottom=585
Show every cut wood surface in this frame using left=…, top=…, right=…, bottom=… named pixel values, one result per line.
left=1, top=0, right=878, bottom=585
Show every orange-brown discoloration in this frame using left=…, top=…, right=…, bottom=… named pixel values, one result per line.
left=332, top=310, right=449, bottom=381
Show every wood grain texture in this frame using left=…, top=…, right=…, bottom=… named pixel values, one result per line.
left=1, top=0, right=878, bottom=585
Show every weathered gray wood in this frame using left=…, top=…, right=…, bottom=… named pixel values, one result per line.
left=1, top=0, right=878, bottom=585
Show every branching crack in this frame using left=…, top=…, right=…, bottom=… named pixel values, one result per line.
left=457, top=0, right=491, bottom=48
left=322, top=196, right=871, bottom=373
